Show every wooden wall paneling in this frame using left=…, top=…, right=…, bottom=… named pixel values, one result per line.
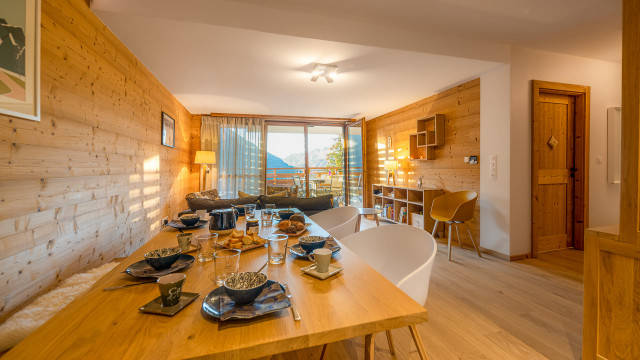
left=0, top=0, right=196, bottom=318
left=583, top=1, right=640, bottom=357
left=365, top=79, right=481, bottom=247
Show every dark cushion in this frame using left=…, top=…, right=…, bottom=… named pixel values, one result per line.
left=186, top=196, right=259, bottom=211
left=258, top=194, right=333, bottom=211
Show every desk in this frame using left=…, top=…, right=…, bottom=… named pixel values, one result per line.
left=4, top=210, right=428, bottom=359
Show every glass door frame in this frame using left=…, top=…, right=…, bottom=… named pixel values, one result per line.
left=344, top=118, right=365, bottom=207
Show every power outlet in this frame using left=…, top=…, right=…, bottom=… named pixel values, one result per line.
left=162, top=217, right=169, bottom=227
left=490, top=154, right=497, bottom=180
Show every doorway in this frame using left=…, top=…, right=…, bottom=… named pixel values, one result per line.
left=531, top=80, right=590, bottom=257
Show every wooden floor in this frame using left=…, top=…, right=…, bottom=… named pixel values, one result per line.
left=274, top=218, right=583, bottom=360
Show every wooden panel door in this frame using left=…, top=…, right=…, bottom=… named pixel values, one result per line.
left=533, top=92, right=576, bottom=252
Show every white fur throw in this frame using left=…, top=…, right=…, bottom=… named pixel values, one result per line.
left=0, top=261, right=118, bottom=353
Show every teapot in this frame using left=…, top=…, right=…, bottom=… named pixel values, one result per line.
left=209, top=208, right=238, bottom=234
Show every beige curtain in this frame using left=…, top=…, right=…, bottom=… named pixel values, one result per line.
left=201, top=116, right=264, bottom=198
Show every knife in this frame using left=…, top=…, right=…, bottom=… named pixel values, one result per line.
left=103, top=280, right=158, bottom=291
left=282, top=283, right=301, bottom=321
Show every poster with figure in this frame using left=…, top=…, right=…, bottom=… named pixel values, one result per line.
left=0, top=0, right=39, bottom=121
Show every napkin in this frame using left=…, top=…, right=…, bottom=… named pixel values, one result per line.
left=218, top=282, right=291, bottom=321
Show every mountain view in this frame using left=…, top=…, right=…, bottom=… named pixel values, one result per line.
left=267, top=147, right=333, bottom=168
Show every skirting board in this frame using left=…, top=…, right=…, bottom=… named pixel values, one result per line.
left=479, top=247, right=531, bottom=261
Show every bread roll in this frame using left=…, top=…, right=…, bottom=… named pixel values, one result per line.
left=278, top=220, right=291, bottom=231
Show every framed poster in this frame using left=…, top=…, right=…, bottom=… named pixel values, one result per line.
left=161, top=112, right=175, bottom=148
left=0, top=0, right=40, bottom=121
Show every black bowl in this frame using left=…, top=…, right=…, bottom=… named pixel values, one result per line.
left=144, top=247, right=182, bottom=270
left=223, top=272, right=268, bottom=305
left=298, top=236, right=326, bottom=253
left=179, top=214, right=200, bottom=226
left=278, top=210, right=295, bottom=220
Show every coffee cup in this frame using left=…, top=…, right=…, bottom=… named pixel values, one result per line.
left=157, top=273, right=186, bottom=307
left=176, top=233, right=192, bottom=251
left=309, top=248, right=332, bottom=273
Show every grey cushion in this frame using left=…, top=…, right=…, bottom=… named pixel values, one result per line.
left=186, top=196, right=259, bottom=211
left=258, top=194, right=333, bottom=211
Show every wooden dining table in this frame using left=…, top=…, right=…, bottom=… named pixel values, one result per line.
left=3, top=210, right=428, bottom=359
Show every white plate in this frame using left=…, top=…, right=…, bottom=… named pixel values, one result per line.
left=301, top=264, right=343, bottom=280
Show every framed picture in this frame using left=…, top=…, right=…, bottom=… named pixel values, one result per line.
left=161, top=112, right=175, bottom=148
left=0, top=0, right=41, bottom=121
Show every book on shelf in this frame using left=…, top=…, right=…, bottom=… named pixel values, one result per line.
left=399, top=207, right=408, bottom=223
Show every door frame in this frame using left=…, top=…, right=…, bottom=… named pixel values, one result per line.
left=344, top=118, right=366, bottom=206
left=531, top=80, right=590, bottom=257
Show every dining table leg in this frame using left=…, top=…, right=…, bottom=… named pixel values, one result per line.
left=364, top=334, right=375, bottom=360
left=408, top=325, right=429, bottom=360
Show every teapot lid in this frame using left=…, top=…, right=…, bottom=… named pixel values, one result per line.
left=212, top=208, right=235, bottom=213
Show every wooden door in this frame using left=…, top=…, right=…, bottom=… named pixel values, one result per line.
left=532, top=81, right=590, bottom=256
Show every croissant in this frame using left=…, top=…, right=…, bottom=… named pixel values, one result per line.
left=278, top=220, right=291, bottom=231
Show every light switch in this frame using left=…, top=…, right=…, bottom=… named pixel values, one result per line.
left=490, top=155, right=497, bottom=180
left=464, top=157, right=470, bottom=163
left=596, top=156, right=603, bottom=165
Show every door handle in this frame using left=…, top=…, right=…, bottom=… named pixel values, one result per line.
left=569, top=168, right=577, bottom=178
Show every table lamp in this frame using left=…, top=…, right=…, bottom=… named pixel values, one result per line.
left=195, top=151, right=216, bottom=191
left=384, top=160, right=398, bottom=185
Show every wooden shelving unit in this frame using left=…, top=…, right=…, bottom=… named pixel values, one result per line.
left=371, top=184, right=443, bottom=233
left=409, top=114, right=444, bottom=161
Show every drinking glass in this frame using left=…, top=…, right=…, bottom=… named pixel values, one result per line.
left=244, top=204, right=256, bottom=219
left=262, top=204, right=276, bottom=226
left=196, top=233, right=219, bottom=262
left=268, top=234, right=289, bottom=264
left=213, top=249, right=241, bottom=286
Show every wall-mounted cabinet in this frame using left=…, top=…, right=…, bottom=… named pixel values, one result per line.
left=409, top=114, right=444, bottom=161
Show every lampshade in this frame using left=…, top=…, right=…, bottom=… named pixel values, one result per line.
left=195, top=151, right=216, bottom=164
left=384, top=160, right=398, bottom=170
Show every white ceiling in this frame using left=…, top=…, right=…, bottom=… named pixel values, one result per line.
left=92, top=0, right=621, bottom=119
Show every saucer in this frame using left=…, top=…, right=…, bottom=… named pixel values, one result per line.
left=301, top=264, right=343, bottom=280
left=139, top=292, right=200, bottom=316
left=125, top=254, right=195, bottom=278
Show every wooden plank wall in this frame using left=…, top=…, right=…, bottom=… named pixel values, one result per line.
left=365, top=79, right=480, bottom=244
left=0, top=0, right=195, bottom=318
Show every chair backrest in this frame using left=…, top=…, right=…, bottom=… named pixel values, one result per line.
left=292, top=175, right=303, bottom=188
left=340, top=225, right=437, bottom=305
left=330, top=175, right=343, bottom=190
left=309, top=206, right=359, bottom=239
left=430, top=191, right=478, bottom=222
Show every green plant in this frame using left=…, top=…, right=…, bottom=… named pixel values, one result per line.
left=326, top=135, right=344, bottom=169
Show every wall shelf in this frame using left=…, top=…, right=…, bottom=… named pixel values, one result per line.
left=409, top=114, right=444, bottom=161
left=371, top=184, right=443, bottom=233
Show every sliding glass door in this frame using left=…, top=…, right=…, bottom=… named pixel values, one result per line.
left=307, top=125, right=345, bottom=205
left=265, top=125, right=306, bottom=195
left=345, top=120, right=364, bottom=207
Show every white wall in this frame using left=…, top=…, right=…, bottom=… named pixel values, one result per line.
left=509, top=46, right=621, bottom=256
left=480, top=65, right=511, bottom=256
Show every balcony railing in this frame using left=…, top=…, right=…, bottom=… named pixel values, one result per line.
left=265, top=167, right=344, bottom=186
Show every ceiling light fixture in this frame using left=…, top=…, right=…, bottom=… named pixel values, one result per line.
left=310, top=63, right=338, bottom=83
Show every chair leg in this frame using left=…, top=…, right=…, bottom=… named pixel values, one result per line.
left=319, top=344, right=328, bottom=360
left=447, top=223, right=453, bottom=261
left=364, top=334, right=375, bottom=360
left=356, top=215, right=361, bottom=232
left=464, top=222, right=482, bottom=258
left=408, top=325, right=429, bottom=360
left=454, top=223, right=463, bottom=249
left=431, top=220, right=439, bottom=236
left=385, top=330, right=396, bottom=355
left=374, top=214, right=380, bottom=226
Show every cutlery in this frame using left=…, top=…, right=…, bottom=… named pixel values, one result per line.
left=256, top=259, right=268, bottom=273
left=282, top=283, right=301, bottom=321
left=103, top=280, right=158, bottom=291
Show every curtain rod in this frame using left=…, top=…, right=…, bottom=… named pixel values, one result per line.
left=206, top=113, right=356, bottom=123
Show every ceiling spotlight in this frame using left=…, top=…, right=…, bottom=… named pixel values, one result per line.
left=310, top=63, right=338, bottom=83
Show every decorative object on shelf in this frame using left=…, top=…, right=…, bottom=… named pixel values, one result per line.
left=384, top=160, right=398, bottom=185
left=161, top=112, right=175, bottom=148
left=417, top=176, right=424, bottom=189
left=0, top=0, right=41, bottom=121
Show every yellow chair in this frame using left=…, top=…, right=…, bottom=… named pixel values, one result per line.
left=430, top=191, right=481, bottom=261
